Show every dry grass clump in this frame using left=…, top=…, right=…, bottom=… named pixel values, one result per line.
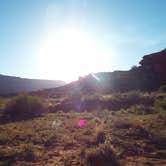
left=0, top=132, right=11, bottom=145
left=112, top=118, right=133, bottom=129
left=0, top=143, right=39, bottom=165
left=16, top=143, right=37, bottom=162
left=85, top=143, right=119, bottom=166
left=93, top=125, right=105, bottom=145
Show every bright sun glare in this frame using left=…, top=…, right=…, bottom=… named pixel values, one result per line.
left=38, top=28, right=108, bottom=82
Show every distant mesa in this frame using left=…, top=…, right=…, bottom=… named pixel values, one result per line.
left=1, top=48, right=166, bottom=96
left=32, top=48, right=166, bottom=97
left=0, top=74, right=65, bottom=95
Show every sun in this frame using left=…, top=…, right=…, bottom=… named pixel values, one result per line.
left=38, top=28, right=107, bottom=82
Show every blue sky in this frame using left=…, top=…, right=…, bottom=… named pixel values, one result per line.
left=0, top=0, right=166, bottom=81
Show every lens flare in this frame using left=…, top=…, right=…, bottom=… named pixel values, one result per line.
left=78, top=119, right=85, bottom=127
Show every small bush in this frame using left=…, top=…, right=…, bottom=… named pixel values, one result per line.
left=126, top=125, right=150, bottom=139
left=154, top=98, right=166, bottom=115
left=159, top=84, right=166, bottom=92
left=150, top=132, right=166, bottom=150
left=17, top=143, right=37, bottom=162
left=0, top=98, right=5, bottom=110
left=81, top=94, right=102, bottom=111
left=3, top=94, right=45, bottom=121
left=85, top=144, right=119, bottom=166
left=0, top=132, right=10, bottom=145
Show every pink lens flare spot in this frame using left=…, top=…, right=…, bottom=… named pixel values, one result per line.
left=78, top=119, right=85, bottom=127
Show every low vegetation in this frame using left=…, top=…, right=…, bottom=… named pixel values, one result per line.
left=49, top=91, right=155, bottom=112
left=0, top=90, right=166, bottom=165
left=1, top=94, right=45, bottom=122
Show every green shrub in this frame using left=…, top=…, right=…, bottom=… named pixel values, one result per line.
left=85, top=144, right=119, bottom=166
left=154, top=98, right=166, bottom=114
left=127, top=105, right=156, bottom=115
left=3, top=94, right=45, bottom=121
left=122, top=91, right=154, bottom=106
left=102, top=91, right=154, bottom=110
left=159, top=84, right=166, bottom=92
left=17, top=143, right=37, bottom=162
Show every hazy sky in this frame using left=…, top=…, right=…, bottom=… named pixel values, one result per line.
left=0, top=0, right=166, bottom=82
